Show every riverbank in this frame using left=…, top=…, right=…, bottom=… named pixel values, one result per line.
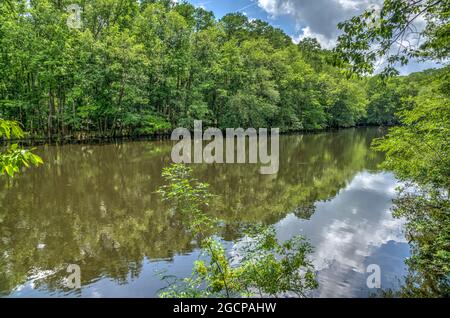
left=1, top=124, right=392, bottom=146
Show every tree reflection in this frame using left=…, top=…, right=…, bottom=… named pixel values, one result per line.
left=0, top=128, right=385, bottom=295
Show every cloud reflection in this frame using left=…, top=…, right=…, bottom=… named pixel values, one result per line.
left=275, top=171, right=409, bottom=297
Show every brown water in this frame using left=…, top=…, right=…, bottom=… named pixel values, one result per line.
left=0, top=128, right=409, bottom=297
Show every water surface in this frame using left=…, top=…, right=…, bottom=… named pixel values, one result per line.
left=0, top=128, right=409, bottom=297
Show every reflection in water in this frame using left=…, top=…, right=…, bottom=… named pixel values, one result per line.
left=0, top=128, right=409, bottom=297
left=276, top=172, right=409, bottom=297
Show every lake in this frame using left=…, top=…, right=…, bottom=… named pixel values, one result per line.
left=0, top=127, right=410, bottom=297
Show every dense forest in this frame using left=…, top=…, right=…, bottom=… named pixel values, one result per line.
left=0, top=0, right=446, bottom=140
left=0, top=0, right=449, bottom=298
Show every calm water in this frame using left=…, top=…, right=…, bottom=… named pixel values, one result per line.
left=0, top=128, right=409, bottom=297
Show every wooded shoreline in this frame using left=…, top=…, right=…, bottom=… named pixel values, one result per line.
left=0, top=124, right=391, bottom=146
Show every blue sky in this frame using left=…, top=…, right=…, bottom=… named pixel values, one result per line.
left=181, top=0, right=441, bottom=74
left=186, top=0, right=299, bottom=39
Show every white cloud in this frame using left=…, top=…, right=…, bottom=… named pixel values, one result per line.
left=273, top=172, right=408, bottom=296
left=293, top=26, right=337, bottom=49
left=257, top=0, right=381, bottom=48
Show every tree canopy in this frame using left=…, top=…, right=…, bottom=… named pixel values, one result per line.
left=1, top=0, right=442, bottom=141
left=0, top=119, right=42, bottom=177
left=335, top=0, right=449, bottom=76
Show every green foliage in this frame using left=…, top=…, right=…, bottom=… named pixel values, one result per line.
left=158, top=164, right=318, bottom=298
left=373, top=68, right=450, bottom=188
left=0, top=120, right=23, bottom=139
left=390, top=190, right=450, bottom=297
left=335, top=0, right=449, bottom=76
left=371, top=67, right=449, bottom=298
left=365, top=77, right=402, bottom=125
left=0, top=119, right=43, bottom=177
left=134, top=114, right=172, bottom=135
left=0, top=0, right=404, bottom=139
left=158, top=164, right=216, bottom=235
left=236, top=226, right=318, bottom=297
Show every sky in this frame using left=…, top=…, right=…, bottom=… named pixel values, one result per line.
left=182, top=0, right=441, bottom=75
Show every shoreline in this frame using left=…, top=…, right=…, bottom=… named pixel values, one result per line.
left=0, top=124, right=393, bottom=147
